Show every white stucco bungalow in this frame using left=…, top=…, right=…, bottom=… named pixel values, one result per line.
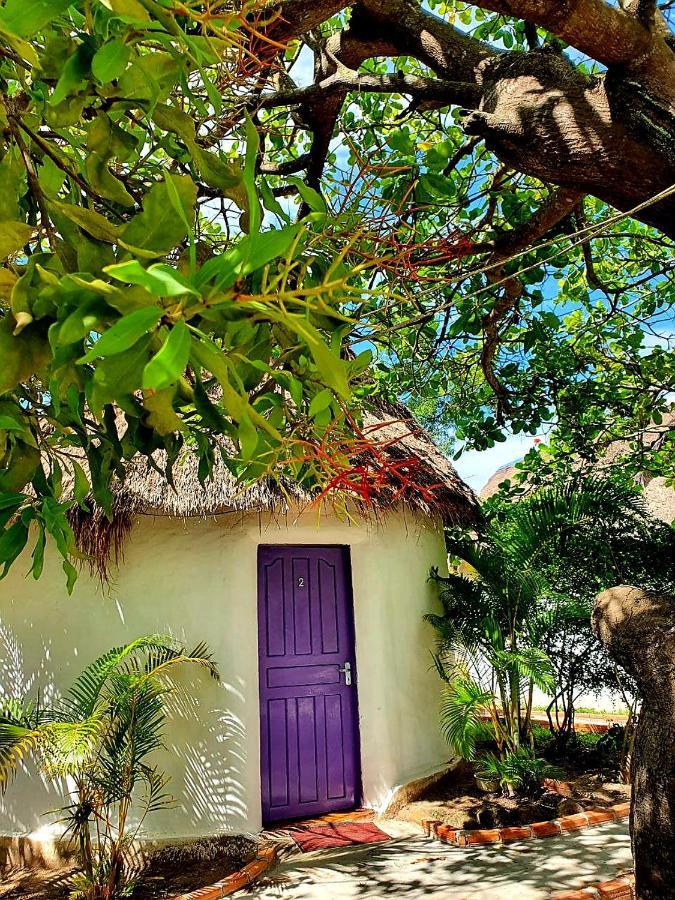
left=0, top=405, right=477, bottom=844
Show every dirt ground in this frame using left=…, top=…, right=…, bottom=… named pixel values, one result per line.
left=395, top=762, right=630, bottom=831
left=0, top=835, right=256, bottom=899
left=0, top=867, right=80, bottom=900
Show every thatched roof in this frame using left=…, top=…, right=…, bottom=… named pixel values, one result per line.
left=64, top=401, right=477, bottom=579
left=67, top=400, right=477, bottom=533
left=479, top=414, right=675, bottom=524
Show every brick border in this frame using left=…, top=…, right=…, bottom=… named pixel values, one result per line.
left=554, top=871, right=635, bottom=899
left=424, top=802, right=630, bottom=847
left=171, top=846, right=277, bottom=900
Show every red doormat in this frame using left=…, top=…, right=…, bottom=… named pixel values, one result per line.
left=290, top=821, right=391, bottom=852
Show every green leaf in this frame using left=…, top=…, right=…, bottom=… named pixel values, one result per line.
left=193, top=377, right=227, bottom=431
left=84, top=115, right=135, bottom=207
left=246, top=226, right=302, bottom=272
left=50, top=44, right=93, bottom=106
left=243, top=114, right=261, bottom=234
left=88, top=335, right=151, bottom=413
left=72, top=460, right=90, bottom=509
left=50, top=201, right=120, bottom=243
left=164, top=170, right=196, bottom=274
left=0, top=414, right=25, bottom=432
left=0, top=153, right=25, bottom=221
left=193, top=148, right=244, bottom=194
left=142, top=322, right=191, bottom=391
left=190, top=335, right=282, bottom=441
left=387, top=128, right=415, bottom=155
left=31, top=523, right=46, bottom=580
left=237, top=414, right=258, bottom=461
left=195, top=225, right=302, bottom=291
left=0, top=318, right=51, bottom=396
left=105, top=261, right=198, bottom=297
left=351, top=348, right=373, bottom=375
left=0, top=492, right=26, bottom=512
left=286, top=177, right=326, bottom=214
left=0, top=438, right=40, bottom=491
left=52, top=299, right=103, bottom=347
left=121, top=175, right=196, bottom=256
left=282, top=317, right=350, bottom=398
left=63, top=558, right=77, bottom=594
left=309, top=388, right=333, bottom=417
left=152, top=102, right=195, bottom=146
left=310, top=341, right=350, bottom=398
left=152, top=106, right=243, bottom=201
left=0, top=521, right=29, bottom=575
left=143, top=386, right=184, bottom=434
left=99, top=0, right=150, bottom=21
left=0, top=26, right=39, bottom=73
left=38, top=156, right=66, bottom=198
left=0, top=221, right=34, bottom=260
left=260, top=177, right=290, bottom=223
left=91, top=39, right=130, bottom=83
left=79, top=307, right=162, bottom=363
left=0, top=0, right=72, bottom=38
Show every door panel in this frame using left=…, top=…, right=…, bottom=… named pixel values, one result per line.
left=258, top=546, right=360, bottom=823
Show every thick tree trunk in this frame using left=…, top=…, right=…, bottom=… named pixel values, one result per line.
left=272, top=3, right=675, bottom=237
left=593, top=586, right=675, bottom=900
left=464, top=50, right=675, bottom=238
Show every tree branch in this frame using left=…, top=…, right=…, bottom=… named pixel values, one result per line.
left=479, top=187, right=584, bottom=420
left=259, top=153, right=312, bottom=175
left=258, top=0, right=492, bottom=198
left=264, top=0, right=352, bottom=46
left=469, top=0, right=654, bottom=64
left=257, top=70, right=481, bottom=110
left=487, top=186, right=584, bottom=256
left=357, top=0, right=493, bottom=80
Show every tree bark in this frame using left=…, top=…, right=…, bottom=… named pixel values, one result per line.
left=263, top=0, right=675, bottom=237
left=593, top=586, right=675, bottom=900
left=463, top=49, right=675, bottom=237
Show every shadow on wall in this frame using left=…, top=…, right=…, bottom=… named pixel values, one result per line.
left=163, top=671, right=251, bottom=835
left=0, top=622, right=67, bottom=835
left=0, top=622, right=251, bottom=838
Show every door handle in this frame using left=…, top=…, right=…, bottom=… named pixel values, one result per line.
left=339, top=661, right=352, bottom=686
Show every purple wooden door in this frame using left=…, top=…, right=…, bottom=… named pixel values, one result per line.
left=258, top=545, right=360, bottom=823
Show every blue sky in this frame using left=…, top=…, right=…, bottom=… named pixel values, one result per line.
left=453, top=433, right=537, bottom=491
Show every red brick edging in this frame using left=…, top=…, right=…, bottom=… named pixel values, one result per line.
left=171, top=846, right=277, bottom=900
left=424, top=802, right=630, bottom=847
left=554, top=870, right=635, bottom=899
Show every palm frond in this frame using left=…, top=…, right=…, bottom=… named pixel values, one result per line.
left=439, top=677, right=493, bottom=760
left=65, top=635, right=179, bottom=718
left=0, top=722, right=45, bottom=785
left=492, top=647, right=554, bottom=694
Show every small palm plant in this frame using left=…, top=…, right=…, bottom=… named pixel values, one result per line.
left=0, top=635, right=219, bottom=899
left=428, top=550, right=556, bottom=761
left=427, top=478, right=650, bottom=784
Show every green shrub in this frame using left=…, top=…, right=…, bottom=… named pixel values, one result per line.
left=476, top=748, right=563, bottom=796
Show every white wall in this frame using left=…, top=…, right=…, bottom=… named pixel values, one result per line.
left=0, top=507, right=450, bottom=840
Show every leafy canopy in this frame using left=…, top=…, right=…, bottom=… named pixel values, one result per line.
left=0, top=1, right=375, bottom=586
left=0, top=1, right=673, bottom=587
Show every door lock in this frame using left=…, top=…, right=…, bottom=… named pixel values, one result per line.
left=339, top=661, right=352, bottom=686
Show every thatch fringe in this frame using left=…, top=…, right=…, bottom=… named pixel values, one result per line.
left=67, top=502, right=134, bottom=584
